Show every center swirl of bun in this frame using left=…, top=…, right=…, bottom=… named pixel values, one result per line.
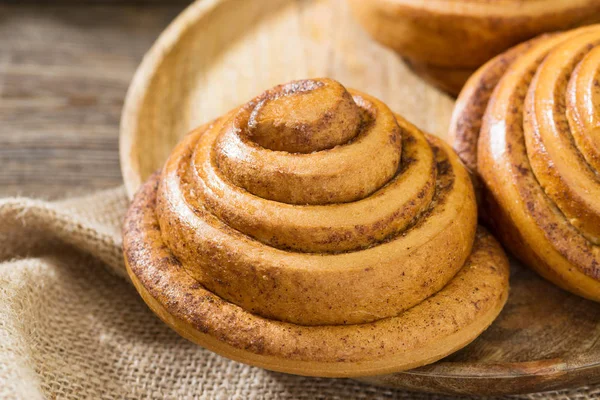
left=213, top=79, right=402, bottom=206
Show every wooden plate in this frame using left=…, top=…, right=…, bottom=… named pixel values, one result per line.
left=119, top=0, right=600, bottom=395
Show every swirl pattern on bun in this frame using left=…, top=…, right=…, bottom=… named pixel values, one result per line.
left=124, top=78, right=509, bottom=377
left=451, top=26, right=600, bottom=301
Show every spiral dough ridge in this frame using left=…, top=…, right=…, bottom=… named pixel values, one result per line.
left=154, top=78, right=477, bottom=325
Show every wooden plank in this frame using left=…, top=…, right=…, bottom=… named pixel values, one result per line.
left=0, top=4, right=186, bottom=198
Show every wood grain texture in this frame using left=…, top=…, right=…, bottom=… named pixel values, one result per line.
left=120, top=0, right=600, bottom=395
left=0, top=4, right=186, bottom=198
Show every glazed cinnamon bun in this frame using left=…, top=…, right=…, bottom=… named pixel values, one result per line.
left=123, top=78, right=509, bottom=377
left=451, top=26, right=600, bottom=301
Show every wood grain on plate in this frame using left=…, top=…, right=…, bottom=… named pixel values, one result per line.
left=0, top=4, right=184, bottom=198
left=119, top=0, right=600, bottom=395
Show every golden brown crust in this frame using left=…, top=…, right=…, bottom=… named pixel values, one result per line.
left=450, top=25, right=600, bottom=301
left=348, top=0, right=600, bottom=95
left=123, top=78, right=509, bottom=376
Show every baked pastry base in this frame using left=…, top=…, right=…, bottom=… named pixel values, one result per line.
left=124, top=173, right=509, bottom=378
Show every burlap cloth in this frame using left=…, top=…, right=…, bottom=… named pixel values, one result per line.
left=0, top=187, right=598, bottom=399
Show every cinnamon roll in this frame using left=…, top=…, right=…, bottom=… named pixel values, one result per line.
left=451, top=25, right=600, bottom=301
left=123, top=78, right=509, bottom=377
left=348, top=0, right=600, bottom=96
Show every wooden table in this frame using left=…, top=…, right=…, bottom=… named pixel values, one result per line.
left=0, top=2, right=188, bottom=199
